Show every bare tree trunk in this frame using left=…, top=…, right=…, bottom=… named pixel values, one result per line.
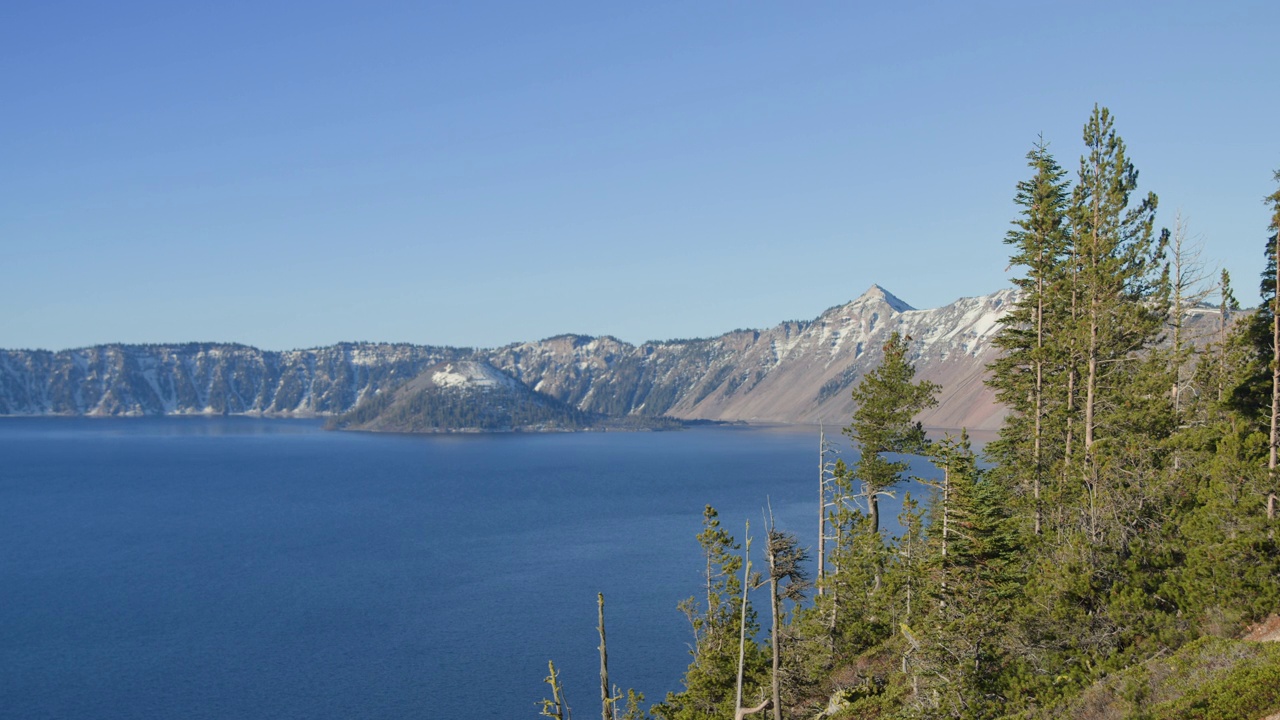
left=1065, top=235, right=1080, bottom=474
left=869, top=494, right=880, bottom=538
left=869, top=492, right=882, bottom=592
left=940, top=461, right=950, bottom=606
left=541, top=661, right=571, bottom=720
left=767, top=534, right=781, bottom=720
left=1172, top=212, right=1187, bottom=415
left=735, top=698, right=770, bottom=720
left=1033, top=258, right=1044, bottom=536
left=817, top=428, right=825, bottom=595
left=735, top=522, right=754, bottom=719
left=598, top=594, right=610, bottom=720
left=942, top=464, right=950, bottom=561
left=1085, top=300, right=1100, bottom=542
left=1065, top=367, right=1075, bottom=469
left=829, top=524, right=840, bottom=633
left=1085, top=309, right=1098, bottom=459
left=1219, top=271, right=1231, bottom=403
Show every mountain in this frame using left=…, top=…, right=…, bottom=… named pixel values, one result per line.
left=0, top=287, right=1226, bottom=432
left=0, top=342, right=463, bottom=416
left=486, top=285, right=1016, bottom=432
left=330, top=360, right=594, bottom=432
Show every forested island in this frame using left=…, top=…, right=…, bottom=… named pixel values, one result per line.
left=542, top=107, right=1280, bottom=720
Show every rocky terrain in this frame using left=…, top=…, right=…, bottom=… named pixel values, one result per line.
left=0, top=342, right=463, bottom=417
left=487, top=285, right=1015, bottom=432
left=0, top=286, right=1225, bottom=432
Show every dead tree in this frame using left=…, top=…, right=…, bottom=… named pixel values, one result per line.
left=733, top=521, right=770, bottom=720
left=598, top=593, right=611, bottom=720
left=540, top=660, right=571, bottom=720
left=765, top=505, right=810, bottom=720
left=816, top=426, right=840, bottom=595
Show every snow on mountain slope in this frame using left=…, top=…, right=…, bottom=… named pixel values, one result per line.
left=0, top=287, right=1226, bottom=433
left=430, top=361, right=520, bottom=390
left=485, top=286, right=1017, bottom=431
left=0, top=343, right=461, bottom=416
left=667, top=286, right=1017, bottom=430
left=334, top=359, right=592, bottom=432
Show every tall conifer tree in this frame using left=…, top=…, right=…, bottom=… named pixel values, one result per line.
left=1069, top=105, right=1170, bottom=539
left=989, top=138, right=1072, bottom=536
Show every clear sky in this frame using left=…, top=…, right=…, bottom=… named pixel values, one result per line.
left=4, top=1, right=1278, bottom=351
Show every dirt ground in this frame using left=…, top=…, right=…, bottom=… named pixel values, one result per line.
left=1243, top=614, right=1280, bottom=643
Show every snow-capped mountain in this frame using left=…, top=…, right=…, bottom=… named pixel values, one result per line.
left=1, top=286, right=1214, bottom=431
left=486, top=285, right=1016, bottom=431
left=0, top=342, right=463, bottom=416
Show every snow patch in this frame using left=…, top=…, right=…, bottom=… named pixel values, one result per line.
left=431, top=361, right=516, bottom=390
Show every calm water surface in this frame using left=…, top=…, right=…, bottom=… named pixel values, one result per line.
left=0, top=418, right=927, bottom=719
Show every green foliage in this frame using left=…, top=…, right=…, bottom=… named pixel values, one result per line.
left=844, top=331, right=940, bottom=533
left=910, top=433, right=1026, bottom=719
left=1009, top=637, right=1280, bottom=720
left=679, top=506, right=746, bottom=651
left=654, top=507, right=767, bottom=720
left=614, top=110, right=1280, bottom=720
left=620, top=689, right=648, bottom=720
left=803, top=109, right=1274, bottom=719
left=1147, top=640, right=1280, bottom=720
left=822, top=459, right=894, bottom=656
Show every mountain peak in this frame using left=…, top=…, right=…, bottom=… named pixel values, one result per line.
left=854, top=284, right=914, bottom=312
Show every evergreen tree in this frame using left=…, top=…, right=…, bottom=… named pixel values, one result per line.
left=915, top=432, right=1023, bottom=719
left=988, top=138, right=1073, bottom=537
left=1214, top=269, right=1241, bottom=403
left=1069, top=105, right=1170, bottom=534
left=1228, top=170, right=1280, bottom=529
left=678, top=506, right=743, bottom=656
left=822, top=458, right=892, bottom=655
left=981, top=108, right=1177, bottom=713
left=656, top=508, right=766, bottom=720
left=843, top=332, right=940, bottom=535
left=763, top=522, right=809, bottom=720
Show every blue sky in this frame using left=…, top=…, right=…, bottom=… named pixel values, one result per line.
left=4, top=1, right=1278, bottom=351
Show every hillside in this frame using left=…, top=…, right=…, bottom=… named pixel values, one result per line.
left=329, top=360, right=595, bottom=432
left=488, top=285, right=1016, bottom=432
left=999, top=630, right=1280, bottom=720
left=0, top=286, right=1225, bottom=431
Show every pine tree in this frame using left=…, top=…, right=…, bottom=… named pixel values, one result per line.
left=914, top=431, right=1024, bottom=718
left=656, top=508, right=766, bottom=720
left=1069, top=105, right=1170, bottom=540
left=988, top=138, right=1073, bottom=537
left=1229, top=170, right=1280, bottom=530
left=763, top=519, right=808, bottom=720
left=1215, top=269, right=1241, bottom=402
left=843, top=332, right=940, bottom=535
left=822, top=458, right=892, bottom=655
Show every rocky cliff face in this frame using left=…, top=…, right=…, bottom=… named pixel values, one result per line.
left=487, top=285, right=1015, bottom=432
left=0, top=287, right=1225, bottom=431
left=0, top=343, right=462, bottom=416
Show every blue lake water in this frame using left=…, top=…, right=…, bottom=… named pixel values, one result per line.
left=0, top=418, right=932, bottom=719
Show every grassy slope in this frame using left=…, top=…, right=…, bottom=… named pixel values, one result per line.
left=1002, top=636, right=1280, bottom=720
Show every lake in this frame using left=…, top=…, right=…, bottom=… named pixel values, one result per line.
left=0, top=418, right=931, bottom=719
